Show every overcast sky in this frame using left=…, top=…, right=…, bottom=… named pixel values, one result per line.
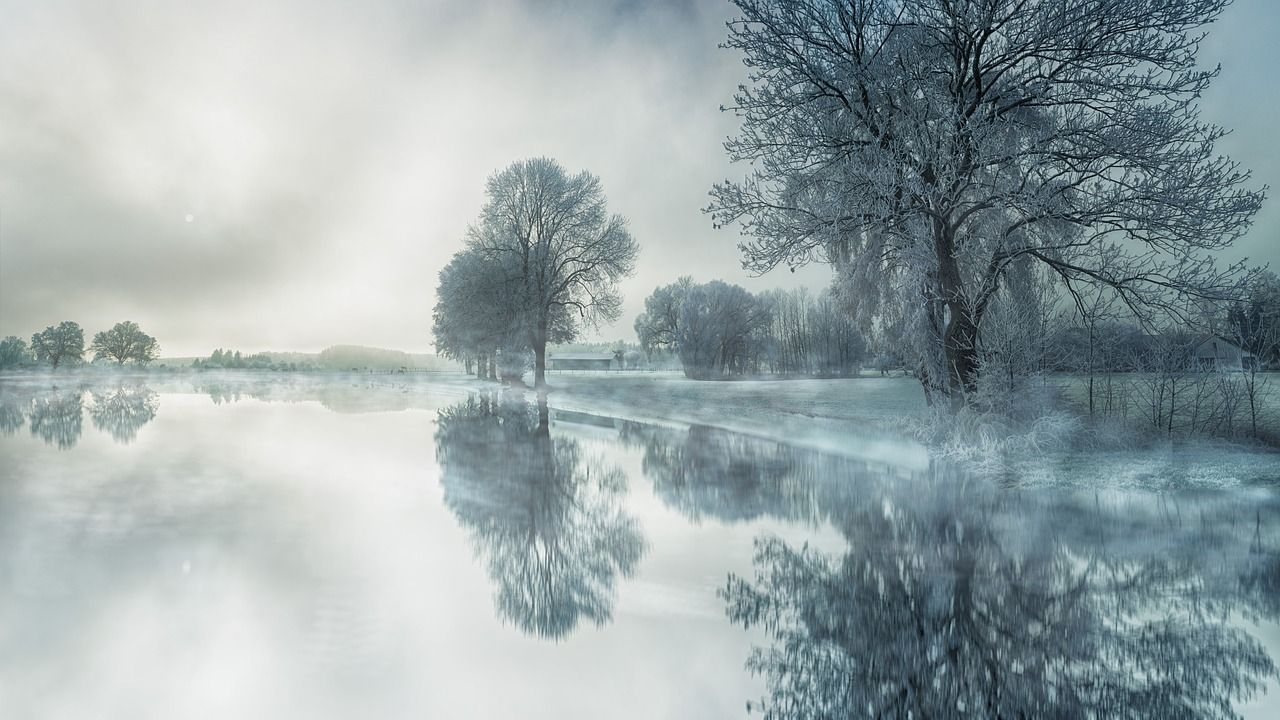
left=1, top=0, right=1277, bottom=357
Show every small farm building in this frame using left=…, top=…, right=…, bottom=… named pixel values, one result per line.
left=547, top=352, right=616, bottom=371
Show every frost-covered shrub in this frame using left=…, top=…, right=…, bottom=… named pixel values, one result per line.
left=892, top=382, right=1149, bottom=477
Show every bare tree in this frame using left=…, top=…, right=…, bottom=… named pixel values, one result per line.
left=710, top=0, right=1264, bottom=409
left=1228, top=271, right=1280, bottom=439
left=1070, top=280, right=1123, bottom=416
left=468, top=158, right=638, bottom=388
left=758, top=287, right=865, bottom=376
left=31, top=321, right=84, bottom=369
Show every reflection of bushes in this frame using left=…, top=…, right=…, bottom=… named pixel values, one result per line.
left=29, top=391, right=84, bottom=449
left=723, top=475, right=1280, bottom=719
left=193, top=378, right=420, bottom=413
left=436, top=393, right=646, bottom=639
left=618, top=421, right=868, bottom=524
left=90, top=386, right=158, bottom=443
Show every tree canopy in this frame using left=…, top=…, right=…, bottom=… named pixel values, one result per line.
left=0, top=336, right=30, bottom=370
left=635, top=279, right=864, bottom=379
left=31, top=321, right=85, bottom=369
left=710, top=0, right=1264, bottom=407
left=90, top=321, right=159, bottom=365
left=437, top=158, right=638, bottom=388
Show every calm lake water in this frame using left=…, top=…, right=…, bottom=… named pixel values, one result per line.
left=1, top=376, right=1278, bottom=718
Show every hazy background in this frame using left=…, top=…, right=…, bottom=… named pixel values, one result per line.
left=1, top=0, right=1276, bottom=358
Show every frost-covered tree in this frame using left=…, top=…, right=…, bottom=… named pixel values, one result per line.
left=467, top=158, right=639, bottom=388
left=433, top=250, right=522, bottom=379
left=634, top=277, right=690, bottom=355
left=635, top=278, right=772, bottom=379
left=638, top=280, right=863, bottom=378
left=1226, top=271, right=1280, bottom=438
left=433, top=248, right=576, bottom=382
left=1228, top=270, right=1280, bottom=366
left=711, top=0, right=1264, bottom=408
left=31, top=321, right=84, bottom=369
left=758, top=287, right=866, bottom=376
left=90, top=321, right=159, bottom=365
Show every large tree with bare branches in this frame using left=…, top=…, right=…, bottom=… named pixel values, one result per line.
left=709, top=0, right=1264, bottom=407
left=467, top=158, right=638, bottom=388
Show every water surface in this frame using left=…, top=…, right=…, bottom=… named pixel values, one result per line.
left=1, top=376, right=1277, bottom=718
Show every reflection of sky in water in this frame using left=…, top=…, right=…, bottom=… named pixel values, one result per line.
left=0, top=378, right=1276, bottom=719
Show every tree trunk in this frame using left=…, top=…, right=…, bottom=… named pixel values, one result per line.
left=934, top=224, right=980, bottom=410
left=488, top=353, right=496, bottom=381
left=943, top=304, right=980, bottom=410
left=535, top=393, right=550, bottom=437
left=532, top=321, right=548, bottom=389
left=533, top=340, right=547, bottom=389
left=919, top=364, right=935, bottom=407
left=1087, top=322, right=1096, bottom=416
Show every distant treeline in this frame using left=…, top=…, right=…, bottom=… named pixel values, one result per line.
left=191, top=349, right=315, bottom=371
left=634, top=279, right=866, bottom=380
left=190, top=345, right=457, bottom=372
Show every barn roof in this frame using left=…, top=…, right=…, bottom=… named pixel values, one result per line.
left=1191, top=334, right=1247, bottom=352
left=549, top=352, right=615, bottom=361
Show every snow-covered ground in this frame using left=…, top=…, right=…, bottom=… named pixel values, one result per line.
left=536, top=372, right=1280, bottom=489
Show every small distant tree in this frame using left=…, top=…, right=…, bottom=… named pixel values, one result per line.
left=0, top=336, right=30, bottom=369
left=31, top=321, right=84, bottom=369
left=90, top=321, right=160, bottom=365
left=1227, top=271, right=1280, bottom=439
left=1228, top=271, right=1280, bottom=366
left=623, top=350, right=643, bottom=370
left=636, top=278, right=772, bottom=379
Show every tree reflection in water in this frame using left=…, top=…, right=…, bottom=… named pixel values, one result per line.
left=0, top=389, right=25, bottom=436
left=28, top=389, right=84, bottom=449
left=617, top=420, right=1279, bottom=717
left=90, top=386, right=158, bottom=443
left=619, top=420, right=877, bottom=525
left=435, top=392, right=646, bottom=639
left=718, top=468, right=1280, bottom=718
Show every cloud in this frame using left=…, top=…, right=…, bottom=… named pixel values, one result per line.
left=1, top=0, right=1274, bottom=356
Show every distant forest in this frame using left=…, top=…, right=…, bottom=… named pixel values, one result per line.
left=189, top=345, right=459, bottom=372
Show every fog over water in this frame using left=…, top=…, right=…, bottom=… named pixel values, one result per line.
left=0, top=377, right=1277, bottom=718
